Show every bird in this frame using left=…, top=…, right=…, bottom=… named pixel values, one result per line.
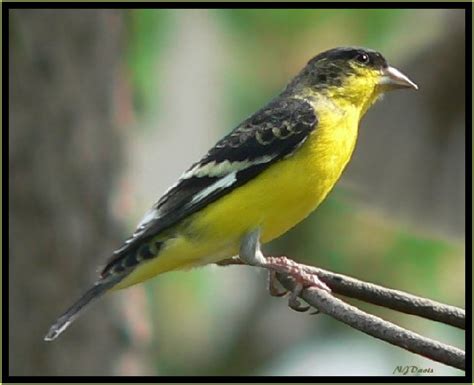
left=45, top=46, right=418, bottom=341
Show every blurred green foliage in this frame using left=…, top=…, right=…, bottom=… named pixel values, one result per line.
left=126, top=10, right=172, bottom=114
left=217, top=9, right=406, bottom=45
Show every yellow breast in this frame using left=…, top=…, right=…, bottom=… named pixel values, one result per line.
left=186, top=100, right=361, bottom=252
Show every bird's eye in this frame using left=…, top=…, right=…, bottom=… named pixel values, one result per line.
left=355, top=53, right=370, bottom=65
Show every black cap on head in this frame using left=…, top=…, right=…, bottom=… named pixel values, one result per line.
left=308, top=47, right=388, bottom=69
left=283, top=46, right=393, bottom=94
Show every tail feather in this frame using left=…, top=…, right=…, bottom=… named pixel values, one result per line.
left=44, top=276, right=121, bottom=341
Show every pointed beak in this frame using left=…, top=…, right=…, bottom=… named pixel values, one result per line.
left=378, top=66, right=418, bottom=91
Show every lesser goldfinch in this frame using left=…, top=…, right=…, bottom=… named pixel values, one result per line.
left=45, top=46, right=417, bottom=341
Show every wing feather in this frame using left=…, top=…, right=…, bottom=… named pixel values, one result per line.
left=101, top=97, right=317, bottom=276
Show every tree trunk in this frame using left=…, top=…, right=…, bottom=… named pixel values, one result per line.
left=9, top=9, right=125, bottom=375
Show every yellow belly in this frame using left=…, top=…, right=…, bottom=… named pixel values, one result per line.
left=115, top=109, right=360, bottom=289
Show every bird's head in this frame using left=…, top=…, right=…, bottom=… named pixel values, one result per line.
left=287, top=47, right=418, bottom=115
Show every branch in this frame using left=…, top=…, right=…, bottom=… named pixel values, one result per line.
left=217, top=258, right=465, bottom=371
left=293, top=263, right=464, bottom=329
left=277, top=273, right=465, bottom=371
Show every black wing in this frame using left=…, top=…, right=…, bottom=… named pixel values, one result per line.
left=101, top=97, right=317, bottom=276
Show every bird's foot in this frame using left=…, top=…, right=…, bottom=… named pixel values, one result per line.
left=238, top=229, right=330, bottom=313
left=262, top=256, right=330, bottom=313
left=262, top=256, right=331, bottom=292
left=267, top=270, right=287, bottom=297
left=287, top=281, right=310, bottom=312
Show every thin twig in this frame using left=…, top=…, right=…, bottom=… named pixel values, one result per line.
left=217, top=257, right=465, bottom=329
left=216, top=257, right=466, bottom=371
left=277, top=274, right=465, bottom=371
left=298, top=263, right=464, bottom=329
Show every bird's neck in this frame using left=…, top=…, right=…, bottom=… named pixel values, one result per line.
left=289, top=86, right=380, bottom=121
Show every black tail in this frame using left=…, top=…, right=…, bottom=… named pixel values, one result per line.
left=44, top=276, right=121, bottom=341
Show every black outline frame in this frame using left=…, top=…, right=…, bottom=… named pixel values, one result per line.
left=3, top=2, right=472, bottom=383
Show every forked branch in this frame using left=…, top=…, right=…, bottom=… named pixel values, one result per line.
left=217, top=258, right=465, bottom=371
